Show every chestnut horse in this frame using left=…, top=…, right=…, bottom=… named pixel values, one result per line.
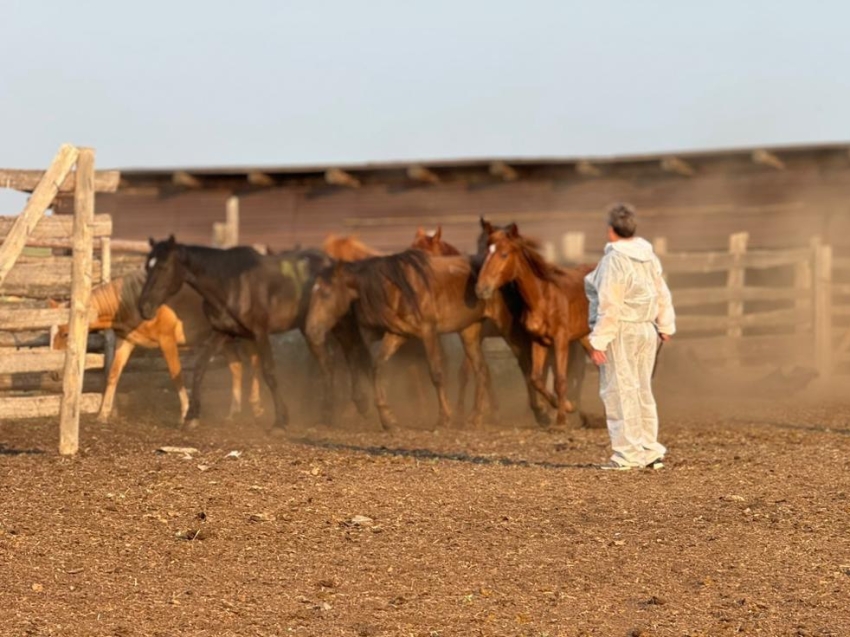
left=476, top=223, right=594, bottom=426
left=305, top=250, right=501, bottom=430
left=51, top=272, right=262, bottom=424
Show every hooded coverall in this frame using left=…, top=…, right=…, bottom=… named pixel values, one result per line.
left=584, top=238, right=676, bottom=468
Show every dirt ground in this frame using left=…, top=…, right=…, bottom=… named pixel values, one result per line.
left=2, top=369, right=850, bottom=637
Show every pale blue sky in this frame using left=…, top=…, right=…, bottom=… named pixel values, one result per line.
left=1, top=0, right=848, bottom=179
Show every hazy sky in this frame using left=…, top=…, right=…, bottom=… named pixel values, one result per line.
left=2, top=0, right=849, bottom=177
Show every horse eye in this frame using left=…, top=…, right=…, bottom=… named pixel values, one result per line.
left=500, top=252, right=508, bottom=258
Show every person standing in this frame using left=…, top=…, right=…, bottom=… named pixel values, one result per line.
left=584, top=204, right=676, bottom=470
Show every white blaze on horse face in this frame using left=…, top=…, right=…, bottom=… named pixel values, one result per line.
left=427, top=230, right=436, bottom=238
left=488, top=244, right=496, bottom=254
left=147, top=257, right=157, bottom=269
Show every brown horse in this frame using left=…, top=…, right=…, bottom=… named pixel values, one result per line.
left=476, top=223, right=594, bottom=426
left=323, top=234, right=384, bottom=261
left=410, top=226, right=462, bottom=256
left=51, top=272, right=262, bottom=424
left=306, top=250, right=504, bottom=429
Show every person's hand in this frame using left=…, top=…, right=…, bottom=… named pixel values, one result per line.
left=590, top=348, right=607, bottom=366
left=659, top=333, right=672, bottom=343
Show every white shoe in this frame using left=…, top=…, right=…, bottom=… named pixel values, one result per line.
left=599, top=461, right=633, bottom=471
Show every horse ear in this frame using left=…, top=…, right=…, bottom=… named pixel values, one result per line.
left=415, top=227, right=426, bottom=239
left=480, top=217, right=494, bottom=235
left=167, top=234, right=176, bottom=246
left=434, top=226, right=442, bottom=241
left=47, top=298, right=60, bottom=309
left=506, top=223, right=519, bottom=238
left=149, top=237, right=156, bottom=248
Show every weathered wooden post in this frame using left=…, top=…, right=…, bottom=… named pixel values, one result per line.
left=0, top=144, right=79, bottom=286
left=561, top=232, right=585, bottom=264
left=59, top=148, right=95, bottom=455
left=814, top=242, right=833, bottom=378
left=225, top=195, right=240, bottom=247
left=101, top=236, right=116, bottom=378
left=726, top=232, right=749, bottom=340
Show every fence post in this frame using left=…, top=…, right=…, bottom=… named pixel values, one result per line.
left=726, top=232, right=749, bottom=340
left=814, top=242, right=833, bottom=378
left=561, top=232, right=585, bottom=263
left=100, top=236, right=116, bottom=380
left=795, top=238, right=816, bottom=337
left=225, top=195, right=240, bottom=247
left=59, top=148, right=95, bottom=456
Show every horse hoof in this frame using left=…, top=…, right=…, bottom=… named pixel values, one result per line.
left=466, top=415, right=484, bottom=429
left=185, top=418, right=201, bottom=429
left=96, top=413, right=110, bottom=424
left=533, top=410, right=552, bottom=427
left=353, top=395, right=370, bottom=417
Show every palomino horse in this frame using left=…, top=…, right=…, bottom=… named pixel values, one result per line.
left=305, top=250, right=500, bottom=430
left=138, top=237, right=371, bottom=428
left=476, top=222, right=594, bottom=426
left=50, top=272, right=262, bottom=424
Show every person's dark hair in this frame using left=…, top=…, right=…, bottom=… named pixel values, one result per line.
left=607, top=203, right=637, bottom=238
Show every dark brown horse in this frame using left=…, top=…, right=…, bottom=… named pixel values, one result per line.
left=476, top=223, right=594, bottom=426
left=305, top=250, right=502, bottom=430
left=138, top=237, right=370, bottom=427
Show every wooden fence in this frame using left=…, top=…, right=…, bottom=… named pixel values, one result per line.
left=0, top=144, right=119, bottom=454
left=546, top=230, right=835, bottom=376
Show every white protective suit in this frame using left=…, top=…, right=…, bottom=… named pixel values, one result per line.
left=584, top=237, right=676, bottom=467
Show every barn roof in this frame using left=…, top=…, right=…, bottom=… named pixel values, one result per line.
left=114, top=141, right=850, bottom=194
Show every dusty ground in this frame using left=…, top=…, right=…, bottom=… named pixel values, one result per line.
left=2, top=375, right=850, bottom=637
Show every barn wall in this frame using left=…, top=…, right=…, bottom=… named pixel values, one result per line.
left=99, top=156, right=850, bottom=254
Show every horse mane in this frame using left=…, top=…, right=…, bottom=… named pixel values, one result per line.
left=180, top=245, right=265, bottom=279
left=335, top=250, right=432, bottom=324
left=323, top=234, right=384, bottom=262
left=514, top=239, right=563, bottom=284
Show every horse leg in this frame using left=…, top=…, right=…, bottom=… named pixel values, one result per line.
left=255, top=332, right=288, bottom=428
left=97, top=337, right=135, bottom=423
left=373, top=333, right=407, bottom=431
left=458, top=322, right=491, bottom=428
left=222, top=340, right=244, bottom=420
left=304, top=329, right=336, bottom=425
left=159, top=333, right=189, bottom=423
left=330, top=315, right=371, bottom=416
left=554, top=335, right=575, bottom=427
left=530, top=342, right=559, bottom=410
left=246, top=341, right=265, bottom=418
left=566, top=339, right=588, bottom=419
left=504, top=329, right=550, bottom=426
left=185, top=331, right=228, bottom=428
left=420, top=328, right=452, bottom=429
left=455, top=357, right=470, bottom=423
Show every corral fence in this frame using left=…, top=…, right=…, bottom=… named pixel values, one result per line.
left=0, top=144, right=121, bottom=454
left=533, top=230, right=843, bottom=377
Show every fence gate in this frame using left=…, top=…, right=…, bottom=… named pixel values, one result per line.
left=0, top=144, right=119, bottom=454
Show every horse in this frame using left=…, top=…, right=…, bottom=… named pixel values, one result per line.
left=410, top=226, right=462, bottom=256
left=138, top=237, right=371, bottom=428
left=50, top=272, right=262, bottom=424
left=475, top=222, right=594, bottom=426
left=323, top=233, right=384, bottom=261
left=305, top=249, right=505, bottom=430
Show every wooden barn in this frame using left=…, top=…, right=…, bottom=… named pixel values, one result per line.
left=91, top=143, right=850, bottom=255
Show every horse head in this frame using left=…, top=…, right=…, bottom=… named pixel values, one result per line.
left=475, top=223, right=524, bottom=300
left=411, top=225, right=461, bottom=256
left=305, top=260, right=359, bottom=346
left=138, top=235, right=184, bottom=320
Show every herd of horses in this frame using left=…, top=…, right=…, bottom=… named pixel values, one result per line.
left=52, top=219, right=596, bottom=430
